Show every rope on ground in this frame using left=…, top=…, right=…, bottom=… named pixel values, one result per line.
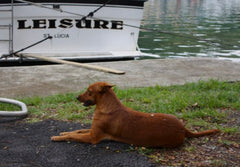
left=0, top=98, right=28, bottom=117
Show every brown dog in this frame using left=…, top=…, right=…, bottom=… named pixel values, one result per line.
left=51, top=82, right=220, bottom=147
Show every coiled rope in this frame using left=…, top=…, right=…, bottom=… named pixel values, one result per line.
left=0, top=98, right=28, bottom=117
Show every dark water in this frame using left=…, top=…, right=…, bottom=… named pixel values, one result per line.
left=139, top=0, right=240, bottom=61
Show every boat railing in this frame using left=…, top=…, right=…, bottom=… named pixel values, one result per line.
left=0, top=0, right=13, bottom=55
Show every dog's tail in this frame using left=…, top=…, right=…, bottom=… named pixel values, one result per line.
left=185, top=128, right=220, bottom=138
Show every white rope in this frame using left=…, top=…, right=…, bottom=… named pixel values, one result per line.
left=0, top=98, right=28, bottom=117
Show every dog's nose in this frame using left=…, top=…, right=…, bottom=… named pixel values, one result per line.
left=76, top=97, right=79, bottom=101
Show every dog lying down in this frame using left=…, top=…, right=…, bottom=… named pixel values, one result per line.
left=51, top=82, right=220, bottom=148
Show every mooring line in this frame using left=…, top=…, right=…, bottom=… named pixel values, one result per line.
left=0, top=36, right=53, bottom=59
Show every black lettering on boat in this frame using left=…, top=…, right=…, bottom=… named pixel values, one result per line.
left=94, top=20, right=109, bottom=29
left=33, top=19, right=47, bottom=29
left=48, top=19, right=57, bottom=29
left=17, top=19, right=124, bottom=30
left=75, top=19, right=92, bottom=29
left=59, top=19, right=73, bottom=28
left=111, top=20, right=123, bottom=30
left=17, top=20, right=31, bottom=29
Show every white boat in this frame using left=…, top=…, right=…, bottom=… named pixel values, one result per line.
left=0, top=0, right=150, bottom=64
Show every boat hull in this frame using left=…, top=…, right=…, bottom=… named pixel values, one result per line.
left=0, top=1, right=147, bottom=59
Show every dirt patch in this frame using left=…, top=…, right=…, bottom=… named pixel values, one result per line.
left=147, top=133, right=240, bottom=166
left=0, top=119, right=155, bottom=167
left=146, top=110, right=240, bottom=166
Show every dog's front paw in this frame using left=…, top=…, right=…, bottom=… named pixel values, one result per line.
left=51, top=136, right=65, bottom=141
left=60, top=132, right=70, bottom=136
left=51, top=136, right=58, bottom=141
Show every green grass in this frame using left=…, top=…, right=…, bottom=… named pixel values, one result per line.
left=1, top=79, right=239, bottom=133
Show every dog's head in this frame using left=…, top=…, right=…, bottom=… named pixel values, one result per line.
left=77, top=82, right=114, bottom=106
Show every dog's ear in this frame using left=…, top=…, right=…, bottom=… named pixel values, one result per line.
left=100, top=83, right=114, bottom=93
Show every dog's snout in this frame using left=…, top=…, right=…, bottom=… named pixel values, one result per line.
left=76, top=96, right=80, bottom=101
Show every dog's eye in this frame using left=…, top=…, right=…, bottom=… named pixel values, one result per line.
left=87, top=90, right=92, bottom=95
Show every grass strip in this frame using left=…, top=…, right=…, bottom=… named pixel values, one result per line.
left=1, top=79, right=239, bottom=133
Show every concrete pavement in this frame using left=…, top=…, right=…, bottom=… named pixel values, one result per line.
left=1, top=58, right=240, bottom=98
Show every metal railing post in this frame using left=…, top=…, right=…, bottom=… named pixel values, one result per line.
left=10, top=0, right=14, bottom=54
